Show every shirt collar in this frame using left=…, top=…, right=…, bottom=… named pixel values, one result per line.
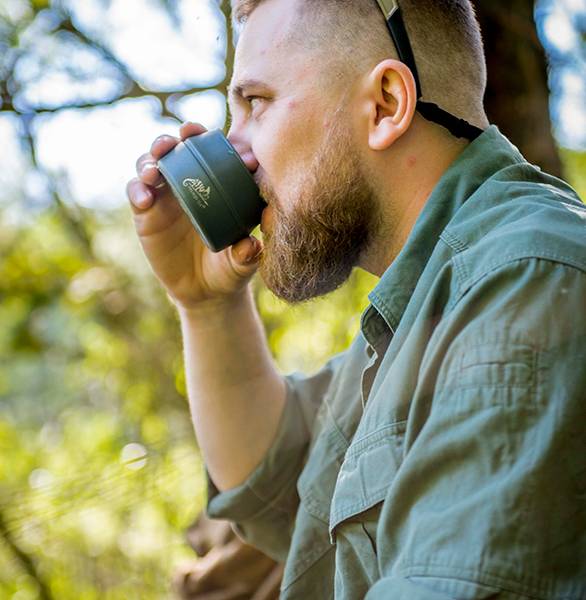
left=364, top=125, right=525, bottom=335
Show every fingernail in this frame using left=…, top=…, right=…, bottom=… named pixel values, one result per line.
left=246, top=247, right=262, bottom=263
left=141, top=162, right=157, bottom=175
left=137, top=190, right=151, bottom=208
left=154, top=135, right=173, bottom=146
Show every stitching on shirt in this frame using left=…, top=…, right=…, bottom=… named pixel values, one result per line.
left=244, top=377, right=346, bottom=522
left=369, top=292, right=399, bottom=333
left=208, top=474, right=295, bottom=523
left=398, top=563, right=584, bottom=600
left=329, top=427, right=408, bottom=528
left=243, top=482, right=297, bottom=520
left=530, top=346, right=538, bottom=403
left=456, top=254, right=586, bottom=302
left=437, top=382, right=536, bottom=394
left=437, top=340, right=534, bottom=371
left=438, top=232, right=470, bottom=291
left=435, top=343, right=538, bottom=400
left=280, top=543, right=334, bottom=591
left=440, top=230, right=469, bottom=253
left=324, top=396, right=352, bottom=449
left=453, top=254, right=471, bottom=288
left=360, top=305, right=377, bottom=332
left=345, top=421, right=408, bottom=458
left=296, top=424, right=349, bottom=523
left=329, top=488, right=389, bottom=527
left=302, top=493, right=332, bottom=524
left=244, top=454, right=308, bottom=520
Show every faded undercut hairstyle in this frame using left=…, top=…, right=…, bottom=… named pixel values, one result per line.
left=231, top=0, right=488, bottom=128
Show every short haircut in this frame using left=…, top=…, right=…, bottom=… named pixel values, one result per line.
left=231, top=0, right=488, bottom=127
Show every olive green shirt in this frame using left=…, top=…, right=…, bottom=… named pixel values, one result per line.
left=207, top=126, right=586, bottom=599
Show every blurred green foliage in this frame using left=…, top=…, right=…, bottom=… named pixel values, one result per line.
left=0, top=208, right=203, bottom=597
left=0, top=198, right=376, bottom=597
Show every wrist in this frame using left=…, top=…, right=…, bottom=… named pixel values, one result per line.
left=175, top=287, right=253, bottom=324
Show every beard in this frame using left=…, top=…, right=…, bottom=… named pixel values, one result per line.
left=257, top=123, right=380, bottom=304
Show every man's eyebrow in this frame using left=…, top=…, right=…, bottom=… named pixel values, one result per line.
left=228, top=78, right=269, bottom=100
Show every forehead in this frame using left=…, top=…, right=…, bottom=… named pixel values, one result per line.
left=232, top=0, right=311, bottom=90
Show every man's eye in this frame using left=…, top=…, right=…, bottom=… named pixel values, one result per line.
left=246, top=96, right=263, bottom=111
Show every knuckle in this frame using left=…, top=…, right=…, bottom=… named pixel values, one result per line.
left=150, top=135, right=178, bottom=156
left=152, top=134, right=174, bottom=146
left=135, top=153, right=150, bottom=173
left=126, top=177, right=140, bottom=198
left=181, top=121, right=206, bottom=134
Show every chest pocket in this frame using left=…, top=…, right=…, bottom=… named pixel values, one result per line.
left=329, top=421, right=407, bottom=544
left=326, top=422, right=407, bottom=596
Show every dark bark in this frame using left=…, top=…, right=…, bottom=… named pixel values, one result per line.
left=474, top=0, right=563, bottom=176
left=0, top=510, right=54, bottom=600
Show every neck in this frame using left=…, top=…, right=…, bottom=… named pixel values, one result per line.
left=359, top=116, right=471, bottom=277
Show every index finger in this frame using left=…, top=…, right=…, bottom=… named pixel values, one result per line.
left=150, top=134, right=181, bottom=161
left=179, top=121, right=208, bottom=140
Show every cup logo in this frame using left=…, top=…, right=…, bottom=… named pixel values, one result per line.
left=183, top=178, right=211, bottom=209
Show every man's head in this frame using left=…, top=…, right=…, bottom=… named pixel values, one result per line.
left=227, top=0, right=488, bottom=303
left=232, top=0, right=488, bottom=126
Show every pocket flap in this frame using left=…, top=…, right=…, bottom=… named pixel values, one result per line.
left=329, top=422, right=406, bottom=541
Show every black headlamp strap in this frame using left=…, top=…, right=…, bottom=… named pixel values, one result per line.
left=376, top=0, right=483, bottom=141
left=416, top=101, right=483, bottom=141
left=382, top=3, right=423, bottom=97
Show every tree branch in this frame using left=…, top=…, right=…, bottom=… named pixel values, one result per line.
left=19, top=116, right=96, bottom=262
left=1, top=8, right=221, bottom=120
left=0, top=509, right=54, bottom=600
left=1, top=82, right=215, bottom=117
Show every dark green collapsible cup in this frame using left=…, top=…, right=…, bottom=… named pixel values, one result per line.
left=157, top=130, right=266, bottom=253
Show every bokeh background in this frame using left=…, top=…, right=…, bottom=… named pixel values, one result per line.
left=0, top=0, right=584, bottom=598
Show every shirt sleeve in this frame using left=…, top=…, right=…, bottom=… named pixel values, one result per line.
left=205, top=353, right=345, bottom=563
left=368, top=258, right=586, bottom=599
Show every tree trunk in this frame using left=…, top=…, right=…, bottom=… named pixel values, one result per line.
left=474, top=0, right=562, bottom=176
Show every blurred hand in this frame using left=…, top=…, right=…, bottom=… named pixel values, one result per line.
left=126, top=122, right=263, bottom=312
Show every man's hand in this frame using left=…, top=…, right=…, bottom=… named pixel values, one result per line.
left=126, top=121, right=263, bottom=311
left=128, top=122, right=285, bottom=493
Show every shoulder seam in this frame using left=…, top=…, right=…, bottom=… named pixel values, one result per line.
left=453, top=254, right=586, bottom=306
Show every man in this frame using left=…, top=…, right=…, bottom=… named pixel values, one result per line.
left=127, top=0, right=586, bottom=597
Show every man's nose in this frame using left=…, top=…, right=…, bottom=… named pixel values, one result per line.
left=227, top=130, right=259, bottom=174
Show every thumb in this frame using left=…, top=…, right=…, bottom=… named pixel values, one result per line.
left=229, top=236, right=264, bottom=275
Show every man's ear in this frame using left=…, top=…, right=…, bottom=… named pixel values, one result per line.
left=365, top=59, right=417, bottom=151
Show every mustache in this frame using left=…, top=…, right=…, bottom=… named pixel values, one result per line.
left=255, top=175, right=283, bottom=213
